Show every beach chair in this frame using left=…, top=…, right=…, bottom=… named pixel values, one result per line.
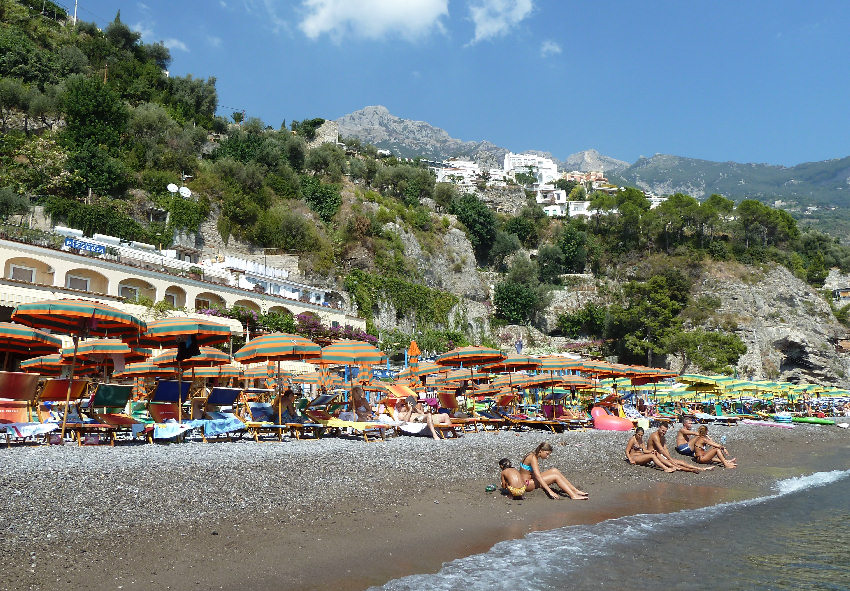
left=83, top=383, right=151, bottom=442
left=711, top=403, right=740, bottom=426
left=142, top=380, right=193, bottom=442
left=242, top=389, right=323, bottom=441
left=37, top=378, right=117, bottom=446
left=436, top=391, right=482, bottom=432
left=0, top=371, right=58, bottom=446
left=304, top=393, right=392, bottom=442
left=187, top=386, right=246, bottom=442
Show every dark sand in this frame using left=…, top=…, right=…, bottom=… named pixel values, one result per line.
left=1, top=424, right=848, bottom=591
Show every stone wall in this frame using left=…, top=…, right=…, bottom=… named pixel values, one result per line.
left=307, top=120, right=340, bottom=149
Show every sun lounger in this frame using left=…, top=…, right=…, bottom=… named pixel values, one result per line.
left=187, top=386, right=246, bottom=442
left=83, top=383, right=151, bottom=442
left=142, top=380, right=193, bottom=441
left=436, top=391, right=483, bottom=432
left=36, top=378, right=117, bottom=445
left=492, top=407, right=565, bottom=433
left=304, top=394, right=391, bottom=442
left=242, top=389, right=324, bottom=441
left=0, top=371, right=58, bottom=446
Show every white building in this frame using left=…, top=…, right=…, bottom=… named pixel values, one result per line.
left=503, top=152, right=559, bottom=185
left=434, top=158, right=480, bottom=191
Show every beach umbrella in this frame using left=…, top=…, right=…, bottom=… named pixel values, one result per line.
left=153, top=346, right=231, bottom=368
left=20, top=353, right=97, bottom=376
left=396, top=361, right=443, bottom=381
left=11, top=299, right=145, bottom=438
left=184, top=364, right=243, bottom=379
left=242, top=362, right=275, bottom=380
left=480, top=354, right=542, bottom=373
left=318, top=340, right=387, bottom=367
left=537, top=356, right=583, bottom=372
left=0, top=322, right=62, bottom=367
left=113, top=361, right=178, bottom=379
left=435, top=346, right=505, bottom=368
left=72, top=339, right=151, bottom=363
left=139, top=318, right=231, bottom=424
left=235, top=332, right=322, bottom=424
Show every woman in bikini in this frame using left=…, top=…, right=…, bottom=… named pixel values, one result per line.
left=519, top=442, right=588, bottom=500
left=625, top=427, right=678, bottom=472
left=350, top=385, right=375, bottom=421
left=692, top=424, right=737, bottom=468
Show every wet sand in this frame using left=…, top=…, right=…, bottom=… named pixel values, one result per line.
left=1, top=424, right=848, bottom=591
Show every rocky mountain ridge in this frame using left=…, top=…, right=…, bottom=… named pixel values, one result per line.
left=336, top=106, right=850, bottom=208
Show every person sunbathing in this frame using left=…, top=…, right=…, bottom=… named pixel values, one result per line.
left=519, top=442, right=588, bottom=500
left=647, top=423, right=712, bottom=473
left=499, top=458, right=528, bottom=499
left=350, top=385, right=375, bottom=421
left=274, top=389, right=304, bottom=423
left=692, top=425, right=737, bottom=468
left=395, top=396, right=454, bottom=440
left=625, top=427, right=678, bottom=472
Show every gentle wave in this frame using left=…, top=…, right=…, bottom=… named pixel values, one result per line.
left=372, top=470, right=850, bottom=591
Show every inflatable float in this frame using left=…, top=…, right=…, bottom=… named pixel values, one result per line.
left=791, top=416, right=836, bottom=425
left=591, top=406, right=634, bottom=431
left=742, top=419, right=794, bottom=429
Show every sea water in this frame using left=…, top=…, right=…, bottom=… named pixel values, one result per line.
left=373, top=470, right=850, bottom=590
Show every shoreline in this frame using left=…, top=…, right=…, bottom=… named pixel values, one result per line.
left=1, top=425, right=848, bottom=591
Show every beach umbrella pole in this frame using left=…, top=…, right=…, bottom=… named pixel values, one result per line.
left=59, top=335, right=79, bottom=441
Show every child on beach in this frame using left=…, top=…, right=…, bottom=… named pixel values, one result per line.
left=499, top=458, right=528, bottom=499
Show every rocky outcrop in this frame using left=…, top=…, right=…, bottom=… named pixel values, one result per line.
left=537, top=275, right=606, bottom=334
left=692, top=263, right=850, bottom=385
left=477, top=186, right=528, bottom=216
left=562, top=149, right=629, bottom=174
left=383, top=221, right=488, bottom=301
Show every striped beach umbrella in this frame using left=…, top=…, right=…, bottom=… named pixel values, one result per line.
left=396, top=361, right=443, bottom=380
left=11, top=299, right=146, bottom=438
left=20, top=353, right=96, bottom=376
left=11, top=299, right=146, bottom=340
left=0, top=322, right=62, bottom=364
left=113, top=361, right=178, bottom=379
left=480, top=354, right=542, bottom=373
left=234, top=333, right=321, bottom=363
left=435, top=346, right=505, bottom=368
left=242, top=362, right=275, bottom=380
left=184, top=364, right=243, bottom=379
left=153, top=346, right=231, bottom=368
left=318, top=340, right=387, bottom=367
left=71, top=339, right=151, bottom=363
left=537, top=356, right=583, bottom=372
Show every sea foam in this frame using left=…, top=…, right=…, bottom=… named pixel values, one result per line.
left=372, top=469, right=850, bottom=591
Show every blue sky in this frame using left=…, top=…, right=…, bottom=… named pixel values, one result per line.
left=75, top=0, right=850, bottom=166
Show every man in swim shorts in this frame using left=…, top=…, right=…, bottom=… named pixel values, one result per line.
left=675, top=417, right=699, bottom=457
left=649, top=423, right=710, bottom=472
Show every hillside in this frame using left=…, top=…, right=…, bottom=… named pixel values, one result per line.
left=610, top=154, right=850, bottom=206
left=1, top=6, right=849, bottom=382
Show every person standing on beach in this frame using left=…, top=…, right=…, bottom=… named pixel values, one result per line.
left=675, top=417, right=699, bottom=457
left=648, top=423, right=711, bottom=473
left=520, top=442, right=588, bottom=500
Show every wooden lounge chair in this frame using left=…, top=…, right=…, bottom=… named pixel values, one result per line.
left=0, top=371, right=56, bottom=446
left=436, top=391, right=483, bottom=433
left=241, top=388, right=324, bottom=441
left=188, top=386, right=246, bottom=442
left=37, top=378, right=117, bottom=446
left=83, top=383, right=151, bottom=441
left=142, top=380, right=193, bottom=442
left=304, top=393, right=391, bottom=442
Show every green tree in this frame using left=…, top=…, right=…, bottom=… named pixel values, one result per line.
left=554, top=178, right=578, bottom=193
left=451, top=194, right=496, bottom=263
left=300, top=175, right=341, bottom=223
left=558, top=222, right=587, bottom=273
left=0, top=187, right=29, bottom=220
left=806, top=251, right=828, bottom=287
left=493, top=280, right=538, bottom=324
left=556, top=302, right=606, bottom=338
left=666, top=329, right=747, bottom=374
left=567, top=184, right=586, bottom=201
left=488, top=230, right=521, bottom=271
left=537, top=244, right=564, bottom=284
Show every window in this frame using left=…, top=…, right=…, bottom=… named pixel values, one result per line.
left=119, top=286, right=139, bottom=301
left=66, top=275, right=89, bottom=291
left=9, top=265, right=35, bottom=283
left=164, top=293, right=177, bottom=307
left=196, top=298, right=211, bottom=311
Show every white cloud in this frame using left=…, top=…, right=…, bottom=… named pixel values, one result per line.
left=468, top=0, right=533, bottom=44
left=164, top=38, right=189, bottom=52
left=298, top=0, right=448, bottom=41
left=132, top=21, right=155, bottom=41
left=540, top=39, right=561, bottom=57
left=207, top=35, right=223, bottom=48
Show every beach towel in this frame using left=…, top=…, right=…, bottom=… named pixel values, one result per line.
left=151, top=420, right=194, bottom=440
left=188, top=416, right=245, bottom=437
left=2, top=422, right=58, bottom=438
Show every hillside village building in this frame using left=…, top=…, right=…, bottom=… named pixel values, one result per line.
left=503, top=152, right=559, bottom=185
left=0, top=226, right=363, bottom=335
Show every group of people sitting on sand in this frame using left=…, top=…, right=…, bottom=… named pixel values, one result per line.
left=625, top=417, right=737, bottom=471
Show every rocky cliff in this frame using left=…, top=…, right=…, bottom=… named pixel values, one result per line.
left=691, top=263, right=850, bottom=385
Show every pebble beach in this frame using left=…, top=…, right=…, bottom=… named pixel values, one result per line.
left=1, top=423, right=848, bottom=590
